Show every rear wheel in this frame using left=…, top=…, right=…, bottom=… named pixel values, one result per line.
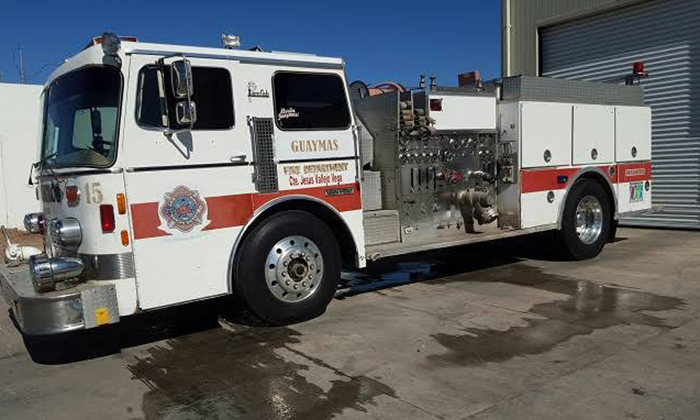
left=558, top=179, right=612, bottom=260
left=233, top=211, right=340, bottom=325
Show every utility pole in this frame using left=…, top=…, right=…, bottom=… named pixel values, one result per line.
left=17, top=47, right=26, bottom=83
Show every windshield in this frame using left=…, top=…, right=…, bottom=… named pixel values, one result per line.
left=41, top=66, right=122, bottom=167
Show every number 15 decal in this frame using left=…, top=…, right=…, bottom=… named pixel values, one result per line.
left=84, top=182, right=104, bottom=204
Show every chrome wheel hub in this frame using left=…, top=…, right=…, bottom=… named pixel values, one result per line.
left=265, top=235, right=324, bottom=303
left=575, top=195, right=604, bottom=245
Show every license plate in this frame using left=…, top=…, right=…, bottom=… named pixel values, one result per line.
left=630, top=182, right=644, bottom=203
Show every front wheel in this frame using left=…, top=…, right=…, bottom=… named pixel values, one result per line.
left=558, top=179, right=612, bottom=260
left=233, top=210, right=341, bottom=325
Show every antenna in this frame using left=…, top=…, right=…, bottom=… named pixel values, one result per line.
left=17, top=47, right=26, bottom=83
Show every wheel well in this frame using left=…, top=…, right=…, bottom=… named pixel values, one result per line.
left=235, top=199, right=359, bottom=270
left=576, top=172, right=617, bottom=216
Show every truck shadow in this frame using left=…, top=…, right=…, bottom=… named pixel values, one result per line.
left=19, top=297, right=229, bottom=365
left=20, top=232, right=627, bottom=365
left=338, top=232, right=627, bottom=298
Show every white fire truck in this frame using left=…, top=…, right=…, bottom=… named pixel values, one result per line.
left=0, top=34, right=652, bottom=335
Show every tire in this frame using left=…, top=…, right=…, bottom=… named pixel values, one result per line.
left=558, top=179, right=612, bottom=260
left=233, top=210, right=341, bottom=325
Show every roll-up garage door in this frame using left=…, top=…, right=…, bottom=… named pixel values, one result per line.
left=541, top=0, right=700, bottom=229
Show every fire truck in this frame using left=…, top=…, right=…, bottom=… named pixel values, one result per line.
left=0, top=33, right=652, bottom=335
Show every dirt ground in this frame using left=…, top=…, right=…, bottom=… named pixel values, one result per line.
left=0, top=228, right=43, bottom=259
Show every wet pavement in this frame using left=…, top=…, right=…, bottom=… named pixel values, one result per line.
left=1, top=228, right=700, bottom=419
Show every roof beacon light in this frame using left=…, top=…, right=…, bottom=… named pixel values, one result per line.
left=222, top=34, right=241, bottom=50
left=101, top=32, right=121, bottom=56
left=626, top=61, right=649, bottom=85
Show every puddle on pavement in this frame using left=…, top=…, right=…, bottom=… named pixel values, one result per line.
left=127, top=326, right=395, bottom=420
left=124, top=242, right=683, bottom=417
left=428, top=264, right=683, bottom=366
left=339, top=249, right=683, bottom=367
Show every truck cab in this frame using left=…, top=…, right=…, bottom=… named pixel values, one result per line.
left=2, top=34, right=365, bottom=334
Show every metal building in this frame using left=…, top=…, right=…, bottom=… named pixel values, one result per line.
left=503, top=0, right=700, bottom=229
left=0, top=83, right=42, bottom=229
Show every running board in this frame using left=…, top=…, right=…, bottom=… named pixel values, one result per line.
left=365, top=224, right=558, bottom=261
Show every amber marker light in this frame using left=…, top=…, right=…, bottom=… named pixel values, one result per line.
left=121, top=230, right=130, bottom=247
left=117, top=193, right=127, bottom=215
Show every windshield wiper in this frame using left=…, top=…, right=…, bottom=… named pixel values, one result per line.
left=27, top=153, right=57, bottom=186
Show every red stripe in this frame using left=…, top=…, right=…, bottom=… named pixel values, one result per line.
left=252, top=183, right=362, bottom=212
left=522, top=165, right=619, bottom=194
left=130, top=203, right=170, bottom=240
left=521, top=167, right=582, bottom=194
left=522, top=162, right=650, bottom=194
left=203, top=194, right=255, bottom=231
left=618, top=162, right=652, bottom=183
left=131, top=183, right=361, bottom=240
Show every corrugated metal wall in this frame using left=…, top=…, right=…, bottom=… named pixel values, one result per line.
left=503, top=0, right=646, bottom=77
left=541, top=0, right=700, bottom=229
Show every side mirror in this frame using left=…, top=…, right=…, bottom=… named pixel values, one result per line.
left=176, top=101, right=197, bottom=126
left=170, top=59, right=194, bottom=99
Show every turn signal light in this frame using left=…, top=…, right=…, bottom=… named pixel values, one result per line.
left=121, top=230, right=130, bottom=246
left=116, top=193, right=127, bottom=215
left=100, top=205, right=115, bottom=233
left=66, top=186, right=80, bottom=206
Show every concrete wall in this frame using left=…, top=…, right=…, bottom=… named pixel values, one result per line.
left=502, top=0, right=652, bottom=77
left=0, top=83, right=43, bottom=229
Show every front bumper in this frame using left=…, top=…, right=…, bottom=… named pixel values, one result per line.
left=0, top=264, right=120, bottom=335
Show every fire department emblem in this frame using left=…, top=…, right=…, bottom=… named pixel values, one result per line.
left=160, top=186, right=207, bottom=233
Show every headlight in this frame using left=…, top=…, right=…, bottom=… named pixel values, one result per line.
left=23, top=213, right=45, bottom=234
left=49, top=218, right=83, bottom=247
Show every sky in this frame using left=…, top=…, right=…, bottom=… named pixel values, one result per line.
left=0, top=1, right=501, bottom=88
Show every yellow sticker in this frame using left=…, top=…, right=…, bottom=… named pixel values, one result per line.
left=94, top=308, right=111, bottom=326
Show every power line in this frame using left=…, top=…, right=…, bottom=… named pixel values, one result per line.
left=9, top=48, right=59, bottom=83
left=25, top=61, right=60, bottom=81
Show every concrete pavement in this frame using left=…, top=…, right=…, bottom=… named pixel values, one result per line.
left=1, top=228, right=699, bottom=419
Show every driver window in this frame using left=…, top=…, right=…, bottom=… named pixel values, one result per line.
left=136, top=65, right=235, bottom=130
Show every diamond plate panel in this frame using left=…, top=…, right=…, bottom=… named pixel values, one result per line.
left=80, top=284, right=120, bottom=329
left=362, top=171, right=382, bottom=211
left=252, top=118, right=279, bottom=193
left=363, top=210, right=399, bottom=246
left=501, top=76, right=644, bottom=106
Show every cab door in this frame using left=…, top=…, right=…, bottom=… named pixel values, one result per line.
left=122, top=54, right=255, bottom=310
left=271, top=70, right=358, bottom=192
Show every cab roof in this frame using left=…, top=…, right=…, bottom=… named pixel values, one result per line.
left=46, top=40, right=345, bottom=86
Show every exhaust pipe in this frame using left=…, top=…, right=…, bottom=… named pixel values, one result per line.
left=29, top=255, right=84, bottom=293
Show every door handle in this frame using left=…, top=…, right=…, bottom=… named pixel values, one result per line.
left=230, top=154, right=247, bottom=162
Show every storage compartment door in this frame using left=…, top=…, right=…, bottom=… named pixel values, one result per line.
left=520, top=102, right=572, bottom=168
left=428, top=95, right=497, bottom=131
left=615, top=106, right=651, bottom=162
left=573, top=104, right=615, bottom=165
